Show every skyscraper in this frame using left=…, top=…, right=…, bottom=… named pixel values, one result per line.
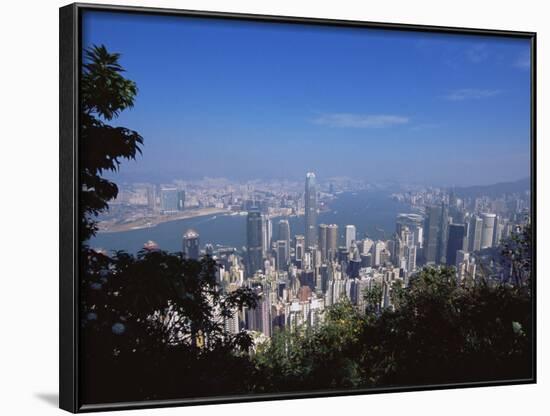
left=481, top=213, right=496, bottom=249
left=177, top=190, right=186, bottom=211
left=424, top=205, right=442, bottom=265
left=294, top=235, right=305, bottom=263
left=304, top=172, right=318, bottom=249
left=446, top=223, right=466, bottom=266
left=318, top=224, right=328, bottom=261
left=275, top=240, right=289, bottom=271
left=326, top=224, right=339, bottom=261
left=261, top=215, right=272, bottom=256
left=246, top=209, right=263, bottom=277
left=345, top=225, right=356, bottom=250
left=146, top=185, right=156, bottom=211
left=423, top=203, right=448, bottom=265
left=469, top=215, right=483, bottom=252
left=396, top=213, right=424, bottom=248
left=160, top=186, right=178, bottom=214
left=182, top=229, right=200, bottom=260
left=278, top=219, right=291, bottom=250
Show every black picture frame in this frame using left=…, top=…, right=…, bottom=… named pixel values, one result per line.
left=60, top=3, right=537, bottom=413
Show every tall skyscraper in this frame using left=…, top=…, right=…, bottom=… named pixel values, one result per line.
left=326, top=224, right=339, bottom=261
left=246, top=209, right=263, bottom=277
left=182, top=229, right=200, bottom=260
left=146, top=185, right=157, bottom=211
left=318, top=224, right=328, bottom=262
left=160, top=186, right=178, bottom=214
left=372, top=241, right=386, bottom=266
left=304, top=172, right=318, bottom=249
left=294, top=235, right=305, bottom=263
left=177, top=190, right=186, bottom=211
left=345, top=225, right=356, bottom=250
left=481, top=213, right=496, bottom=249
left=261, top=215, right=272, bottom=256
left=275, top=240, right=289, bottom=271
left=424, top=205, right=442, bottom=265
left=396, top=213, right=424, bottom=248
left=446, top=223, right=466, bottom=266
left=278, top=219, right=291, bottom=250
left=423, top=203, right=448, bottom=265
left=469, top=215, right=483, bottom=251
left=439, top=203, right=449, bottom=264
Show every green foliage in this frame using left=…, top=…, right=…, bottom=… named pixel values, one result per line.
left=253, top=300, right=366, bottom=392
left=81, top=250, right=260, bottom=402
left=80, top=44, right=143, bottom=241
left=501, top=223, right=532, bottom=286
left=254, top=262, right=532, bottom=391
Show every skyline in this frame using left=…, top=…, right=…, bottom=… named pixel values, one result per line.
left=83, top=11, right=531, bottom=186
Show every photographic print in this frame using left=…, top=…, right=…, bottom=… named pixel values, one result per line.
left=60, top=4, right=535, bottom=411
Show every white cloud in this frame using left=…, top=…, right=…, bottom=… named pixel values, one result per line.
left=446, top=88, right=502, bottom=101
left=312, top=113, right=409, bottom=128
left=514, top=51, right=530, bottom=69
left=466, top=44, right=489, bottom=63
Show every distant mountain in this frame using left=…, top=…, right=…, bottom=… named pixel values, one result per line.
left=453, top=178, right=530, bottom=198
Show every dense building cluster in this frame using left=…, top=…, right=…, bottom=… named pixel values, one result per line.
left=169, top=173, right=531, bottom=340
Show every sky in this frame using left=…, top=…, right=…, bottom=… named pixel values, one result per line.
left=82, top=10, right=532, bottom=187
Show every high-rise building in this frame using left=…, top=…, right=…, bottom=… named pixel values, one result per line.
left=493, top=215, right=503, bottom=247
left=261, top=215, right=272, bottom=256
left=480, top=213, right=496, bottom=249
left=345, top=225, right=356, bottom=250
left=469, top=215, right=483, bottom=252
left=278, top=219, right=291, bottom=250
left=177, top=190, right=186, bottom=211
left=182, top=229, right=200, bottom=260
left=246, top=209, right=263, bottom=277
left=423, top=203, right=449, bottom=265
left=326, top=224, right=339, bottom=261
left=275, top=240, right=289, bottom=271
left=424, top=205, right=442, bottom=265
left=318, top=224, right=328, bottom=261
left=396, top=213, right=424, bottom=248
left=294, top=235, right=305, bottom=263
left=446, top=223, right=466, bottom=266
left=304, top=172, right=318, bottom=249
left=439, top=203, right=449, bottom=264
left=372, top=241, right=385, bottom=266
left=160, top=186, right=178, bottom=214
left=146, top=185, right=156, bottom=211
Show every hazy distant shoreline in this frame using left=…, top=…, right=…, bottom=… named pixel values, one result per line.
left=97, top=207, right=230, bottom=233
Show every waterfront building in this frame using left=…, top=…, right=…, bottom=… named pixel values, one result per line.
left=182, top=229, right=200, bottom=260
left=160, top=186, right=178, bottom=214
left=177, top=190, right=186, bottom=211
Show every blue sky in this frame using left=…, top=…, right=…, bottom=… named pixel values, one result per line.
left=82, top=11, right=531, bottom=186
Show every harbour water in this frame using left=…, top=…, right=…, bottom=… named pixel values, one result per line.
left=89, top=190, right=412, bottom=254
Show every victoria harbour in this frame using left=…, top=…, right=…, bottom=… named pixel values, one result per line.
left=90, top=190, right=410, bottom=254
